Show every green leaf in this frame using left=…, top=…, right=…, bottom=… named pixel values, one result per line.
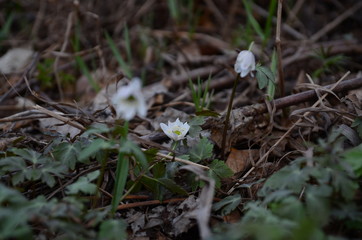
left=267, top=79, right=276, bottom=101
left=188, top=116, right=205, bottom=138
left=189, top=137, right=213, bottom=162
left=259, top=164, right=310, bottom=196
left=351, top=117, right=362, bottom=139
left=256, top=68, right=268, bottom=89
left=209, top=159, right=234, bottom=188
left=111, top=153, right=129, bottom=214
left=81, top=123, right=110, bottom=138
left=157, top=178, right=188, bottom=196
left=98, top=219, right=128, bottom=240
left=0, top=149, right=66, bottom=187
left=344, top=145, right=362, bottom=177
left=119, top=139, right=148, bottom=170
left=66, top=170, right=100, bottom=195
left=305, top=185, right=332, bottom=226
left=213, top=194, right=241, bottom=216
left=256, top=66, right=275, bottom=89
left=11, top=148, right=42, bottom=164
left=242, top=0, right=265, bottom=41
left=210, top=159, right=234, bottom=178
left=53, top=142, right=82, bottom=170
left=78, top=139, right=112, bottom=162
left=105, top=32, right=132, bottom=79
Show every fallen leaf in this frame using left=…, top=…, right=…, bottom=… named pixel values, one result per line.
left=0, top=48, right=34, bottom=74
left=180, top=165, right=214, bottom=240
left=226, top=148, right=259, bottom=173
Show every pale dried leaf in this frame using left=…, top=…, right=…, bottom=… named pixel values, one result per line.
left=0, top=48, right=34, bottom=74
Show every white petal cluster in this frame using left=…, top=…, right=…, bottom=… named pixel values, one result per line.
left=234, top=50, right=256, bottom=78
left=160, top=118, right=190, bottom=141
left=111, top=78, right=147, bottom=120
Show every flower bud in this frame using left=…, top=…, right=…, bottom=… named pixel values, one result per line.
left=234, top=50, right=256, bottom=78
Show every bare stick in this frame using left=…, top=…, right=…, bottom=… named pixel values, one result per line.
left=310, top=1, right=362, bottom=42
left=53, top=12, right=74, bottom=100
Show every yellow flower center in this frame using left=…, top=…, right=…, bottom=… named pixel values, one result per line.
left=127, top=95, right=136, bottom=102
left=173, top=130, right=182, bottom=135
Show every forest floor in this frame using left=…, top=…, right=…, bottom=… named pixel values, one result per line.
left=0, top=1, right=362, bottom=239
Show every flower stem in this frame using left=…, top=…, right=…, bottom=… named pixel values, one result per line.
left=221, top=75, right=240, bottom=159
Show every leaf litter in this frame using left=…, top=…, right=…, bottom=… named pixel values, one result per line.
left=0, top=1, right=362, bottom=239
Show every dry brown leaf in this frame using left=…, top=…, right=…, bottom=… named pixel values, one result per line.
left=226, top=148, right=259, bottom=173
left=222, top=209, right=241, bottom=224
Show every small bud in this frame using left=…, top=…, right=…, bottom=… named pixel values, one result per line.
left=234, top=50, right=256, bottom=78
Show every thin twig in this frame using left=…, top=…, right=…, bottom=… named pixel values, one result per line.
left=53, top=11, right=75, bottom=100
left=227, top=71, right=351, bottom=194
left=310, top=1, right=362, bottom=42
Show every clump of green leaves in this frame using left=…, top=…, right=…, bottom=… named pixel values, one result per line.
left=242, top=0, right=277, bottom=47
left=212, top=130, right=362, bottom=239
left=0, top=116, right=234, bottom=238
left=0, top=183, right=127, bottom=239
left=312, top=47, right=347, bottom=78
left=189, top=76, right=214, bottom=114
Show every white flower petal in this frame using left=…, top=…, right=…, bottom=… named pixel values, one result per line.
left=112, top=78, right=148, bottom=120
left=234, top=50, right=255, bottom=78
left=160, top=119, right=190, bottom=141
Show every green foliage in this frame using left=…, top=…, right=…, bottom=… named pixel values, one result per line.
left=213, top=194, right=241, bottom=216
left=242, top=0, right=277, bottom=47
left=212, top=131, right=362, bottom=239
left=0, top=13, right=14, bottom=42
left=255, top=64, right=276, bottom=100
left=167, top=0, right=180, bottom=23
left=0, top=183, right=32, bottom=239
left=0, top=183, right=127, bottom=239
left=73, top=22, right=100, bottom=92
left=312, top=47, right=347, bottom=78
left=78, top=138, right=113, bottom=162
left=189, top=76, right=214, bottom=113
left=189, top=137, right=213, bottom=162
left=98, top=219, right=128, bottom=240
left=53, top=141, right=82, bottom=170
left=66, top=170, right=100, bottom=195
left=0, top=148, right=67, bottom=187
left=111, top=151, right=129, bottom=214
left=208, top=159, right=233, bottom=188
left=344, top=144, right=362, bottom=177
left=188, top=116, right=205, bottom=138
left=105, top=31, right=132, bottom=79
left=351, top=117, right=362, bottom=139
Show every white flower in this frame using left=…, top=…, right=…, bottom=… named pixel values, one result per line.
left=160, top=118, right=190, bottom=141
left=234, top=50, right=256, bottom=78
left=112, top=78, right=147, bottom=120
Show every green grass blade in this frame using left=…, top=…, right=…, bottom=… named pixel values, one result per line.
left=111, top=152, right=129, bottom=214
left=123, top=24, right=133, bottom=65
left=167, top=0, right=179, bottom=22
left=243, top=0, right=265, bottom=41
left=105, top=32, right=132, bottom=79
left=264, top=0, right=277, bottom=44
left=75, top=56, right=100, bottom=92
